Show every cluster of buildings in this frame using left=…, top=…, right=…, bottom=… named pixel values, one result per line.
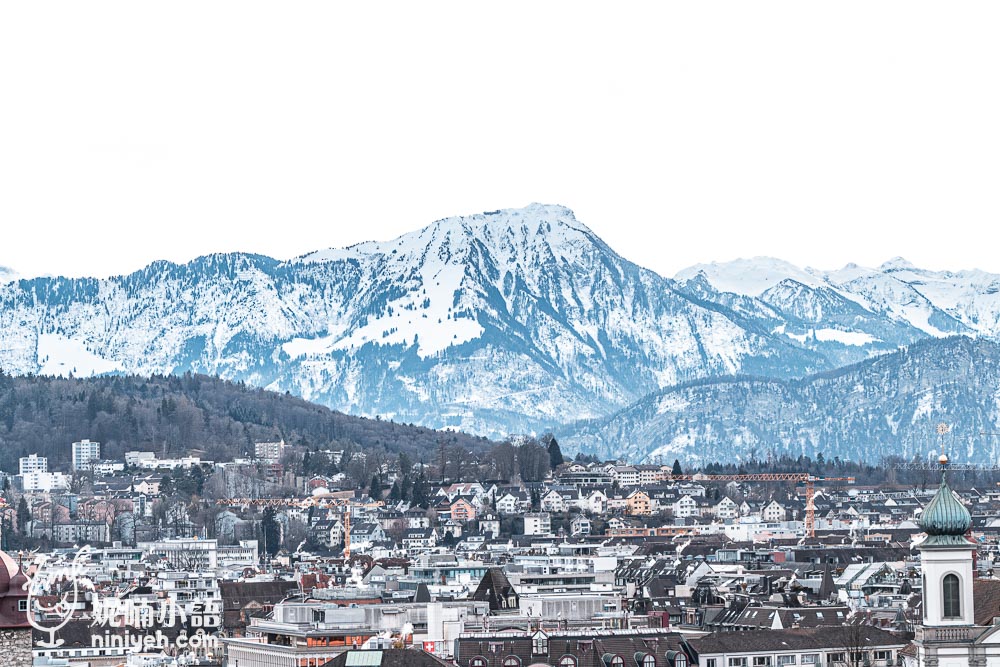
left=4, top=440, right=1000, bottom=667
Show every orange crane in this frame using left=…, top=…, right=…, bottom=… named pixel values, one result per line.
left=664, top=472, right=855, bottom=537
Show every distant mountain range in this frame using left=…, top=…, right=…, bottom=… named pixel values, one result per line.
left=563, top=336, right=1000, bottom=465
left=3, top=204, right=1000, bottom=462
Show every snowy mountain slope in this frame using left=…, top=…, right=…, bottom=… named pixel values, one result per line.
left=0, top=266, right=17, bottom=285
left=673, top=255, right=1000, bottom=369
left=677, top=256, right=993, bottom=338
left=5, top=206, right=1000, bottom=443
left=563, top=336, right=1000, bottom=465
left=675, top=257, right=827, bottom=297
left=0, top=204, right=824, bottom=438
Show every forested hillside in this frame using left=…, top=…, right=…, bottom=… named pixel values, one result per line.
left=0, top=371, right=492, bottom=473
left=564, top=336, right=1000, bottom=465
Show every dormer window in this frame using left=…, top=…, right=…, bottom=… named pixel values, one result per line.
left=532, top=632, right=548, bottom=655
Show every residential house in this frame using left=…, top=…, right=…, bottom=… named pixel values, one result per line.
left=627, top=490, right=652, bottom=516
left=450, top=497, right=477, bottom=522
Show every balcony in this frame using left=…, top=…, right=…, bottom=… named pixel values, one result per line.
left=915, top=626, right=982, bottom=643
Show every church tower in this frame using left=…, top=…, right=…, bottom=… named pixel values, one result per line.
left=917, top=455, right=975, bottom=628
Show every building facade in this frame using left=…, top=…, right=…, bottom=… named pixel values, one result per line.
left=72, top=438, right=102, bottom=471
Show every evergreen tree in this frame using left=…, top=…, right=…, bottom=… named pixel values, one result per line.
left=16, top=496, right=31, bottom=535
left=369, top=474, right=383, bottom=499
left=411, top=472, right=429, bottom=508
left=262, top=507, right=281, bottom=557
left=546, top=436, right=565, bottom=469
left=672, top=459, right=683, bottom=476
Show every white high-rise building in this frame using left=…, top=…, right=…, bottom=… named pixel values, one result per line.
left=19, top=453, right=48, bottom=475
left=71, top=439, right=101, bottom=472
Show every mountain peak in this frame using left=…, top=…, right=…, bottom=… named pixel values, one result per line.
left=880, top=256, right=916, bottom=271
left=429, top=203, right=591, bottom=239
left=0, top=265, right=19, bottom=285
left=296, top=204, right=598, bottom=266
left=675, top=256, right=824, bottom=297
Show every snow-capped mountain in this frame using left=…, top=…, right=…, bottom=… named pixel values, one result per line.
left=0, top=204, right=822, bottom=438
left=562, top=336, right=1000, bottom=465
left=4, top=206, right=1000, bottom=447
left=673, top=255, right=1000, bottom=368
left=0, top=266, right=17, bottom=285
left=676, top=256, right=998, bottom=337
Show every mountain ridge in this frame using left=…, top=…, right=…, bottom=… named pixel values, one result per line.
left=561, top=336, right=1000, bottom=465
left=3, top=205, right=1000, bottom=452
left=0, top=205, right=832, bottom=438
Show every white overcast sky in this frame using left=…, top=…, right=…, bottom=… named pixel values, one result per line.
left=2, top=2, right=999, bottom=280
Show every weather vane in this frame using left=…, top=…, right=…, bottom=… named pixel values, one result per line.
left=937, top=422, right=950, bottom=467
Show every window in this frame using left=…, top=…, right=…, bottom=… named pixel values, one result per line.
left=850, top=654, right=866, bottom=664
left=943, top=573, right=961, bottom=618
left=874, top=652, right=892, bottom=663
left=753, top=658, right=772, bottom=667
left=490, top=644, right=504, bottom=654
left=643, top=655, right=657, bottom=667
left=674, top=655, right=687, bottom=667
left=778, top=657, right=796, bottom=667
left=18, top=600, right=28, bottom=612
left=922, top=573, right=929, bottom=620
left=706, top=661, right=717, bottom=667
left=504, top=658, right=522, bottom=667
left=827, top=654, right=845, bottom=665
left=560, top=657, right=578, bottom=667
left=730, top=659, right=748, bottom=667
left=472, top=658, right=489, bottom=667
left=612, top=656, right=625, bottom=667
left=533, top=633, right=549, bottom=655
left=801, top=656, right=818, bottom=665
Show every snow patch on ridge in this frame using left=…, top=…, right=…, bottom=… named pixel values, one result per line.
left=37, top=333, right=122, bottom=377
left=657, top=395, right=690, bottom=414
left=813, top=328, right=879, bottom=346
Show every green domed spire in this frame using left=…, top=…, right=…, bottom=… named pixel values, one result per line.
left=919, top=458, right=972, bottom=548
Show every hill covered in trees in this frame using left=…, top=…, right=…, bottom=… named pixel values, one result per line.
left=0, top=371, right=493, bottom=473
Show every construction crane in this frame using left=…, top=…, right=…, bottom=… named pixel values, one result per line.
left=664, top=472, right=855, bottom=538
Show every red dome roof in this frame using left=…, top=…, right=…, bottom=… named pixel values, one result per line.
left=0, top=550, right=18, bottom=597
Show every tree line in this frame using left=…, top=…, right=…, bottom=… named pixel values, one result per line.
left=0, top=370, right=493, bottom=473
